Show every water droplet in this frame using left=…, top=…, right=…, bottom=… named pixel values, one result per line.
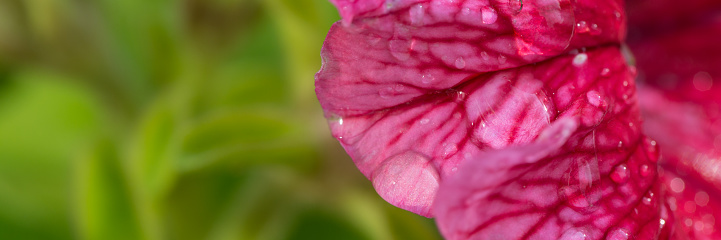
left=586, top=90, right=604, bottom=107
left=643, top=196, right=652, bottom=205
left=481, top=6, right=497, bottom=24
left=455, top=91, right=467, bottom=101
left=693, top=71, right=713, bottom=91
left=454, top=57, right=466, bottom=69
left=388, top=40, right=411, bottom=61
left=577, top=161, right=598, bottom=190
left=419, top=118, right=430, bottom=125
left=421, top=74, right=435, bottom=84
left=614, top=11, right=622, bottom=20
left=379, top=86, right=395, bottom=98
left=601, top=68, right=611, bottom=77
left=498, top=55, right=507, bottom=64
left=508, top=0, right=523, bottom=15
left=623, top=80, right=629, bottom=87
left=573, top=53, right=588, bottom=67
left=618, top=141, right=623, bottom=148
left=559, top=227, right=589, bottom=240
left=610, top=164, right=629, bottom=184
left=372, top=151, right=439, bottom=216
left=645, top=138, right=660, bottom=162
left=589, top=23, right=601, bottom=35
left=442, top=143, right=458, bottom=158
left=576, top=21, right=589, bottom=33
left=640, top=164, right=652, bottom=177
left=481, top=51, right=490, bottom=60
left=608, top=228, right=630, bottom=240
left=409, top=4, right=426, bottom=25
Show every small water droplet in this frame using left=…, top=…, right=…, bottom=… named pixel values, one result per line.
left=640, top=164, right=652, bottom=177
left=573, top=53, right=588, bottom=67
left=559, top=227, right=589, bottom=240
left=419, top=118, right=430, bottom=124
left=508, top=0, right=523, bottom=15
left=623, top=80, right=629, bottom=87
left=421, top=74, right=435, bottom=84
left=481, top=51, right=490, bottom=60
left=614, top=11, right=622, bottom=20
left=379, top=86, right=395, bottom=98
left=576, top=21, right=589, bottom=33
left=586, top=91, right=604, bottom=108
left=481, top=6, right=497, bottom=24
left=388, top=40, right=411, bottom=61
left=451, top=167, right=458, bottom=172
left=589, top=23, right=601, bottom=35
left=643, top=196, right=652, bottom=205
left=409, top=4, right=426, bottom=25
left=645, top=138, right=660, bottom=162
left=618, top=141, right=623, bottom=148
left=601, top=68, right=611, bottom=77
left=608, top=228, right=630, bottom=240
left=455, top=91, right=467, bottom=101
left=610, top=164, right=629, bottom=184
left=442, top=144, right=458, bottom=158
left=454, top=57, right=466, bottom=69
left=453, top=112, right=462, bottom=119
left=498, top=55, right=507, bottom=64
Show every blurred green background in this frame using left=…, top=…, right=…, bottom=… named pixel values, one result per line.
left=0, top=0, right=442, bottom=239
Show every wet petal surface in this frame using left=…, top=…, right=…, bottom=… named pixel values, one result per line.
left=433, top=115, right=670, bottom=239
left=628, top=4, right=721, bottom=238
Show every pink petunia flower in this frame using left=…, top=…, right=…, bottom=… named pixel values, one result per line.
left=315, top=0, right=720, bottom=239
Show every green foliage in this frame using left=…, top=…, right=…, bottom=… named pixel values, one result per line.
left=0, top=0, right=444, bottom=239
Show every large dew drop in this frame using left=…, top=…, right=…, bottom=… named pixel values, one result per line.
left=371, top=151, right=440, bottom=217
left=481, top=6, right=498, bottom=24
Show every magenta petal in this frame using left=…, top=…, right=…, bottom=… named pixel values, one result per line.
left=629, top=13, right=721, bottom=239
left=638, top=85, right=721, bottom=240
left=316, top=0, right=626, bottom=115
left=320, top=46, right=644, bottom=217
left=433, top=97, right=669, bottom=239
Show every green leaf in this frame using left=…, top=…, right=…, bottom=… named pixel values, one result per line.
left=75, top=140, right=146, bottom=240
left=175, top=109, right=317, bottom=172
left=0, top=71, right=102, bottom=240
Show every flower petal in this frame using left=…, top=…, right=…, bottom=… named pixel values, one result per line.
left=629, top=11, right=721, bottom=239
left=433, top=115, right=670, bottom=239
left=638, top=88, right=721, bottom=240
left=321, top=45, right=641, bottom=217
left=316, top=0, right=626, bottom=115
